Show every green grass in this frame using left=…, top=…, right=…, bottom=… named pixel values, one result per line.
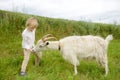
left=0, top=10, right=120, bottom=80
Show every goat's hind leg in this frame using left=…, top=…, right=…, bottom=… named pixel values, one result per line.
left=104, top=56, right=108, bottom=76
left=98, top=56, right=108, bottom=76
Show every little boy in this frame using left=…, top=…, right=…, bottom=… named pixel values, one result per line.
left=20, top=17, right=41, bottom=76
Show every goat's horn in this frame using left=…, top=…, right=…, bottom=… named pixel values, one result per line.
left=42, top=34, right=53, bottom=39
left=44, top=37, right=57, bottom=41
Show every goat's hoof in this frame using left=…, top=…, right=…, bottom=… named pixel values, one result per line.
left=35, top=63, right=40, bottom=66
left=105, top=74, right=108, bottom=77
left=74, top=73, right=77, bottom=76
left=20, top=71, right=26, bottom=76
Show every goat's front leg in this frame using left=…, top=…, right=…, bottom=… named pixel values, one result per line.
left=35, top=56, right=40, bottom=66
left=74, top=64, right=77, bottom=75
left=34, top=52, right=42, bottom=66
left=71, top=55, right=79, bottom=75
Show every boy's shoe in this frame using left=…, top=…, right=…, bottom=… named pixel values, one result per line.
left=20, top=71, right=26, bottom=76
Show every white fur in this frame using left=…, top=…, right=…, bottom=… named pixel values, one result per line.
left=33, top=35, right=113, bottom=75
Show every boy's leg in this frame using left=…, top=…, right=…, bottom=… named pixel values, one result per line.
left=20, top=49, right=31, bottom=76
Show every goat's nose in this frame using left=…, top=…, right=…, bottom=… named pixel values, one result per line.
left=32, top=49, right=36, bottom=53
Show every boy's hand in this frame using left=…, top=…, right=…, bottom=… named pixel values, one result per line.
left=28, top=48, right=33, bottom=52
left=29, top=48, right=36, bottom=53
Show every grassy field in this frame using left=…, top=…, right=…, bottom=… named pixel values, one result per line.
left=0, top=10, right=120, bottom=80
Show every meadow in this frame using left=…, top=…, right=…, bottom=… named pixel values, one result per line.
left=0, top=10, right=120, bottom=80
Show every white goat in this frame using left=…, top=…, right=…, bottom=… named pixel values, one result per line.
left=33, top=34, right=113, bottom=75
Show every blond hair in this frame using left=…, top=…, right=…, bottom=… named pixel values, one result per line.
left=25, top=17, right=38, bottom=29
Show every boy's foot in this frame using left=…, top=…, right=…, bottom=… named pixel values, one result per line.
left=20, top=71, right=26, bottom=76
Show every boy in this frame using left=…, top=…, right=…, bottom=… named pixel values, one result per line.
left=20, top=17, right=41, bottom=76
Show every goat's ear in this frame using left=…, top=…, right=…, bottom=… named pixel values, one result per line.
left=46, top=42, right=49, bottom=45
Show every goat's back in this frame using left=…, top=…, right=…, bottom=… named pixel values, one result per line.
left=60, top=35, right=106, bottom=46
left=59, top=35, right=107, bottom=58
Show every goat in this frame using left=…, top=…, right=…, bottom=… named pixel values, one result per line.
left=33, top=34, right=113, bottom=75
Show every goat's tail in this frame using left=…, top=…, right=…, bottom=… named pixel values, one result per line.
left=105, top=35, right=113, bottom=44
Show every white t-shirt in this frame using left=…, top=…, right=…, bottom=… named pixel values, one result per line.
left=22, top=28, right=35, bottom=49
